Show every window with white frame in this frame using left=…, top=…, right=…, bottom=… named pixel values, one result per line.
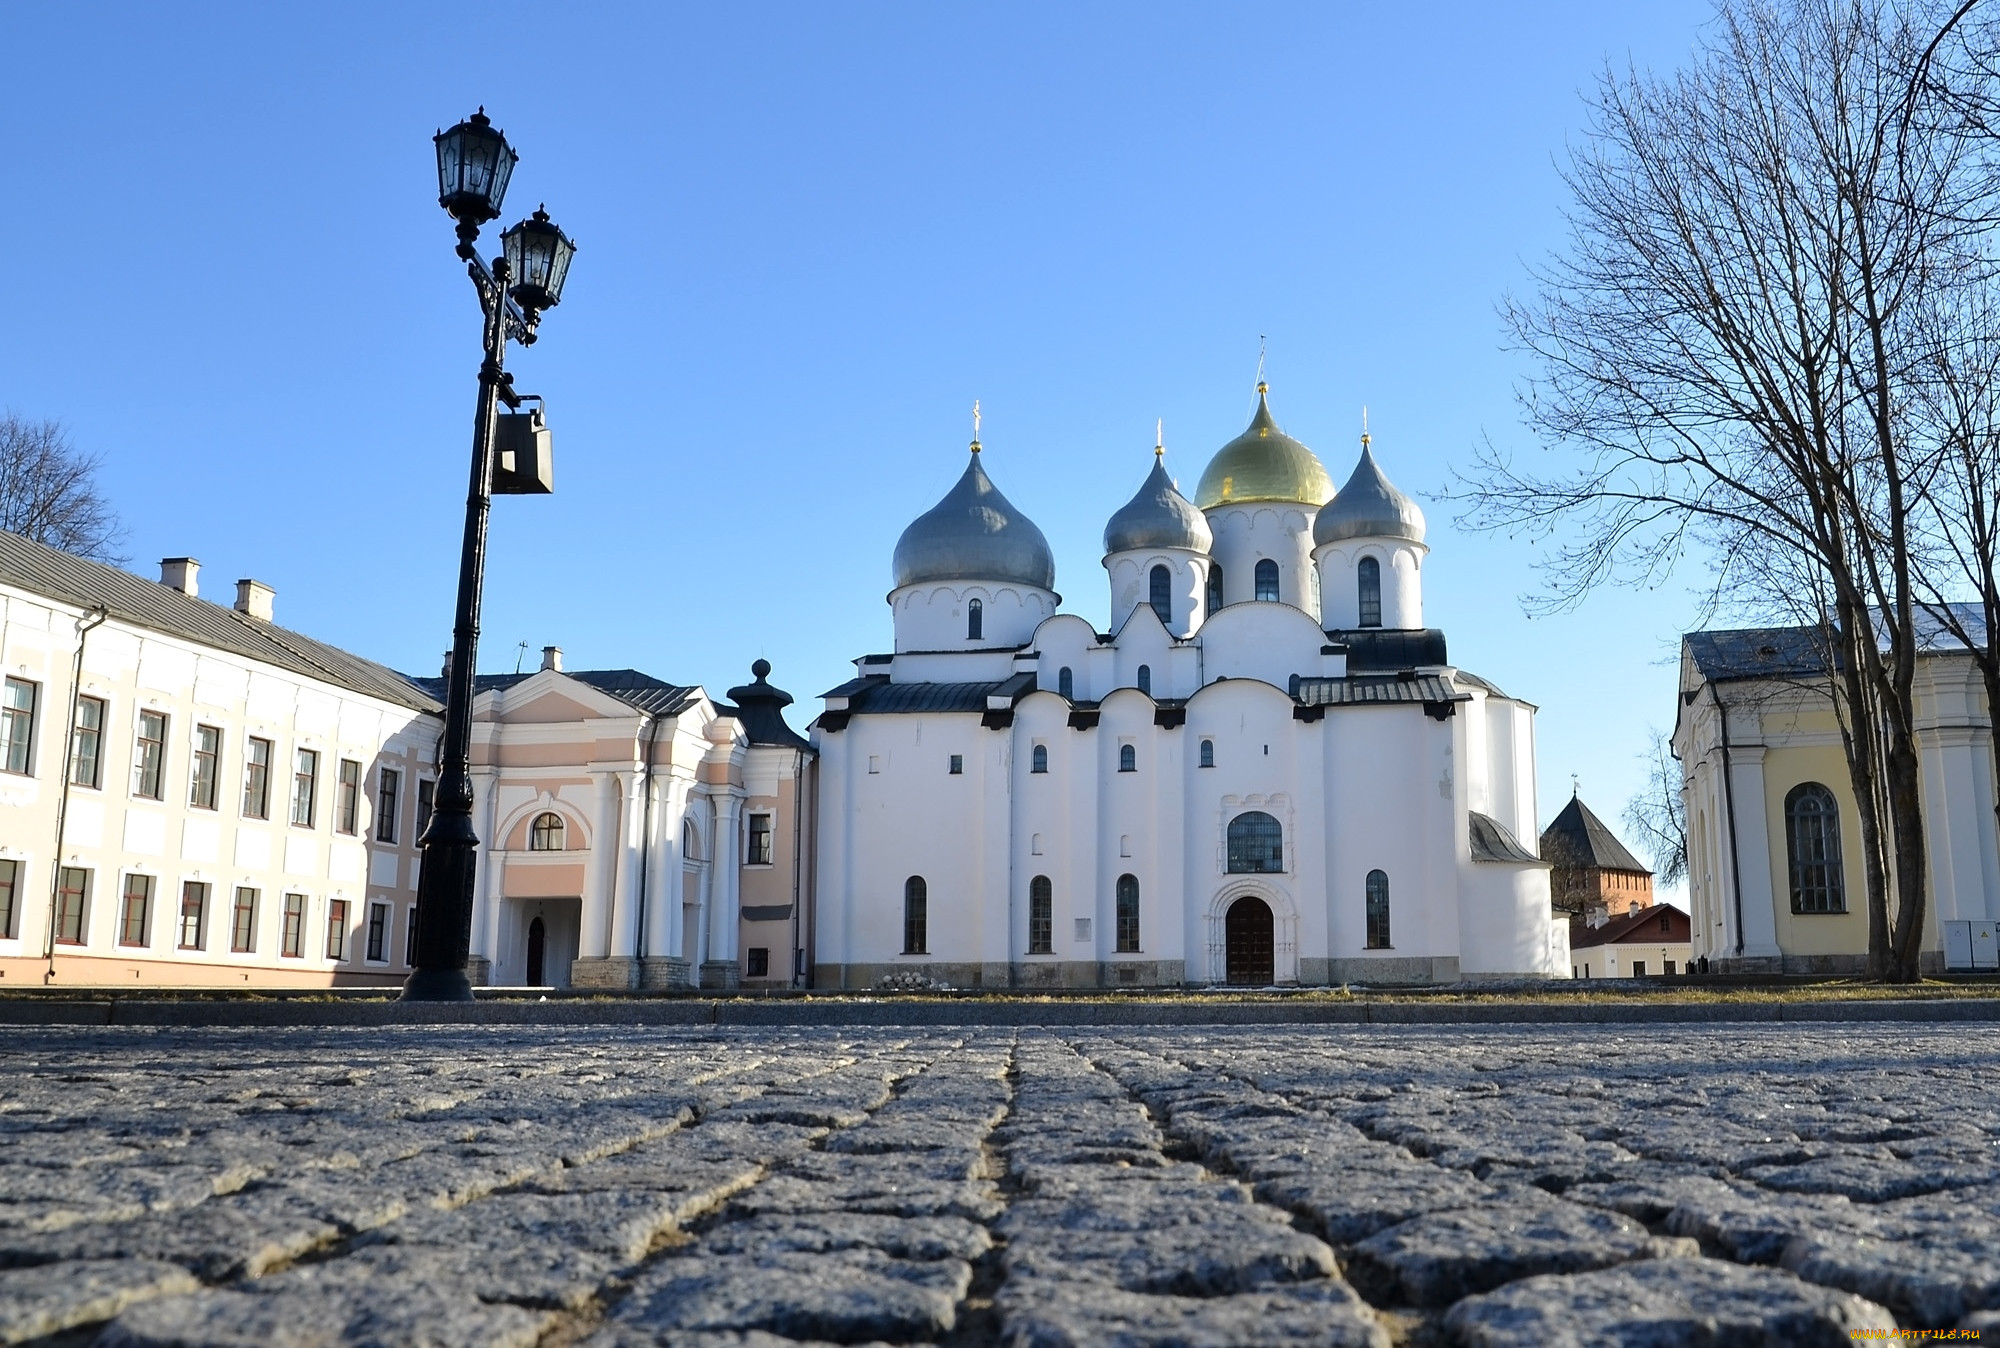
left=366, top=902, right=390, bottom=961
left=230, top=887, right=258, bottom=952
left=376, top=768, right=400, bottom=843
left=280, top=893, right=307, bottom=957
left=325, top=899, right=349, bottom=960
left=178, top=881, right=209, bottom=951
left=290, top=749, right=318, bottom=827
left=243, top=737, right=273, bottom=819
left=0, top=678, right=35, bottom=776
left=189, top=725, right=221, bottom=810
left=119, top=874, right=153, bottom=947
left=0, top=858, right=18, bottom=939
left=337, top=759, right=362, bottom=834
left=132, top=710, right=167, bottom=799
left=56, top=868, right=89, bottom=944
left=70, top=695, right=104, bottom=788
left=747, top=812, right=774, bottom=865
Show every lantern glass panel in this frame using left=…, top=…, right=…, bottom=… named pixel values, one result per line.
left=503, top=212, right=576, bottom=312
left=434, top=114, right=515, bottom=222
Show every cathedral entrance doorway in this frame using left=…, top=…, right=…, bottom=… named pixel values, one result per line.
left=1225, top=897, right=1275, bottom=985
left=526, top=917, right=547, bottom=986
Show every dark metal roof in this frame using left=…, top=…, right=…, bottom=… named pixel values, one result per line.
left=1292, top=673, right=1463, bottom=707
left=718, top=659, right=813, bottom=751
left=1540, top=794, right=1651, bottom=875
left=0, top=528, right=440, bottom=713
left=1103, top=454, right=1212, bottom=555
left=1469, top=812, right=1544, bottom=865
left=410, top=669, right=702, bottom=718
left=1313, top=444, right=1426, bottom=546
left=1686, top=606, right=1991, bottom=684
left=892, top=451, right=1056, bottom=591
left=1325, top=628, right=1449, bottom=673
left=819, top=671, right=1038, bottom=717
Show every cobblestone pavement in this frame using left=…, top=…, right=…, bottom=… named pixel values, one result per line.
left=1, top=1023, right=1996, bottom=1346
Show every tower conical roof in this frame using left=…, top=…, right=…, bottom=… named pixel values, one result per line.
left=892, top=448, right=1056, bottom=591
left=1313, top=444, right=1426, bottom=546
left=1193, top=386, right=1334, bottom=509
left=1104, top=453, right=1212, bottom=555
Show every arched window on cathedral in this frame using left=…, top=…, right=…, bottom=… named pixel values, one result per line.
left=1115, top=874, right=1141, bottom=952
left=1365, top=869, right=1392, bottom=947
left=1254, top=559, right=1280, bottom=602
left=1031, top=744, right=1048, bottom=774
left=1149, top=566, right=1172, bottom=626
left=1227, top=811, right=1284, bottom=874
left=1199, top=739, right=1214, bottom=768
left=1028, top=876, right=1053, bottom=954
left=1136, top=665, right=1152, bottom=696
left=1058, top=667, right=1073, bottom=700
left=1206, top=565, right=1224, bottom=616
left=1119, top=744, right=1137, bottom=773
left=903, top=876, right=928, bottom=954
left=682, top=819, right=701, bottom=861
left=1785, top=783, right=1846, bottom=913
left=1358, top=557, right=1382, bottom=628
left=528, top=811, right=565, bottom=851
left=967, top=598, right=983, bottom=641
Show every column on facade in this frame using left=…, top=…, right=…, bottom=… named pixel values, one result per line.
left=646, top=772, right=692, bottom=959
left=709, top=790, right=744, bottom=963
left=1725, top=742, right=1783, bottom=959
left=1917, top=724, right=2000, bottom=922
left=689, top=789, right=712, bottom=966
left=607, top=768, right=646, bottom=960
left=470, top=765, right=502, bottom=973
left=581, top=768, right=620, bottom=959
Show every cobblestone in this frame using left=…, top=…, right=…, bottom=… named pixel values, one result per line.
left=0, top=1023, right=1993, bottom=1344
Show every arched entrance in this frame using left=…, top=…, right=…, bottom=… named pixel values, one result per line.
left=526, top=916, right=547, bottom=986
left=1225, top=896, right=1275, bottom=985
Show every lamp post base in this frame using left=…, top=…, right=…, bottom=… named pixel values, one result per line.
left=400, top=968, right=477, bottom=1002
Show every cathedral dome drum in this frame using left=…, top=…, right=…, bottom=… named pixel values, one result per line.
left=1104, top=453, right=1213, bottom=555
left=893, top=447, right=1057, bottom=591
left=1313, top=443, right=1426, bottom=547
left=1193, top=385, right=1336, bottom=510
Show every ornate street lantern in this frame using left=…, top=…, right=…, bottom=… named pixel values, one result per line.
left=434, top=109, right=517, bottom=233
left=501, top=207, right=576, bottom=319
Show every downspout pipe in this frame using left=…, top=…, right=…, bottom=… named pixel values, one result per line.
left=788, top=747, right=805, bottom=987
left=633, top=713, right=664, bottom=966
left=44, top=604, right=108, bottom=983
left=1713, top=682, right=1746, bottom=958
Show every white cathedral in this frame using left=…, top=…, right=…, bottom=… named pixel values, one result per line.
left=810, top=385, right=1565, bottom=988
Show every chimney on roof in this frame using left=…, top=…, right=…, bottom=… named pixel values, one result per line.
left=541, top=645, right=562, bottom=672
left=234, top=579, right=274, bottom=622
left=159, top=558, right=200, bottom=597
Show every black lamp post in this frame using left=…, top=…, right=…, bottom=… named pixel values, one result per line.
left=403, top=110, right=575, bottom=1001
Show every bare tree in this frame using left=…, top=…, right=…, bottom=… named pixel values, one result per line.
left=1453, top=0, right=1996, bottom=980
left=1624, top=728, right=1690, bottom=888
left=0, top=414, right=125, bottom=564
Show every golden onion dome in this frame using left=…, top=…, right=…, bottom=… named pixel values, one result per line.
left=1192, top=384, right=1335, bottom=510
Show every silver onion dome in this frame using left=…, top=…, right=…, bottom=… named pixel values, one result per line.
left=893, top=448, right=1057, bottom=591
left=1103, top=453, right=1213, bottom=555
left=1313, top=443, right=1426, bottom=547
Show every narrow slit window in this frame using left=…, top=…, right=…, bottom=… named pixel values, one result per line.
left=1206, top=565, right=1223, bottom=616
left=1365, top=869, right=1391, bottom=948
left=1031, top=744, right=1048, bottom=774
left=903, top=876, right=928, bottom=955
left=1358, top=556, right=1382, bottom=628
left=1199, top=739, right=1215, bottom=768
left=967, top=598, right=983, bottom=641
left=1148, top=566, right=1172, bottom=625
left=1058, top=666, right=1073, bottom=700
left=1136, top=665, right=1151, bottom=696
left=1254, top=559, right=1279, bottom=602
left=1115, top=873, right=1140, bottom=952
left=1118, top=744, right=1136, bottom=773
left=1028, top=875, right=1053, bottom=954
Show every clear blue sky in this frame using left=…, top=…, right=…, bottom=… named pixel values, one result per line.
left=3, top=2, right=1716, bottom=878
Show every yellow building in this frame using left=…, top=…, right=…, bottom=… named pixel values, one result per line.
left=1674, top=620, right=1998, bottom=974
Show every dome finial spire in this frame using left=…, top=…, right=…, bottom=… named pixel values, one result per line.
left=1362, top=405, right=1370, bottom=450
left=1155, top=418, right=1164, bottom=458
left=970, top=399, right=981, bottom=453
left=1255, top=334, right=1269, bottom=397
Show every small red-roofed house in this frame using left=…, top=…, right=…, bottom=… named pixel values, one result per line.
left=1569, top=902, right=1693, bottom=978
